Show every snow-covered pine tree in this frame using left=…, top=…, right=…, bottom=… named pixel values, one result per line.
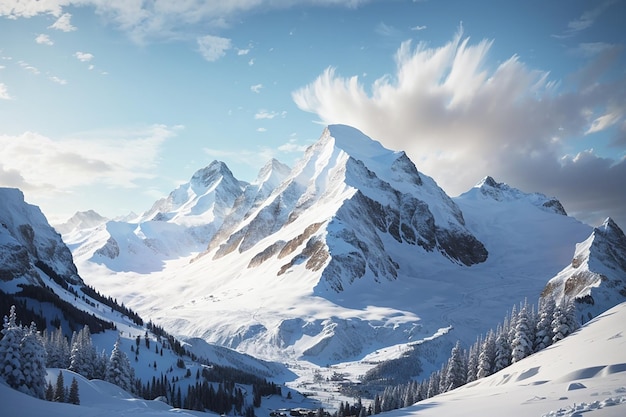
left=19, top=322, right=47, bottom=398
left=426, top=370, right=439, bottom=398
left=493, top=323, right=511, bottom=372
left=444, top=341, right=466, bottom=391
left=466, top=337, right=480, bottom=383
left=477, top=329, right=496, bottom=379
left=0, top=306, right=25, bottom=391
left=534, top=297, right=555, bottom=352
left=551, top=301, right=570, bottom=343
left=45, top=327, right=70, bottom=368
left=105, top=338, right=133, bottom=391
left=68, top=377, right=80, bottom=405
left=511, top=301, right=533, bottom=363
left=69, top=325, right=97, bottom=379
left=565, top=299, right=580, bottom=334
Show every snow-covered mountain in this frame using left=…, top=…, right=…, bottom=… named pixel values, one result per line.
left=542, top=217, right=626, bottom=321
left=53, top=210, right=109, bottom=235
left=0, top=188, right=81, bottom=288
left=0, top=188, right=290, bottom=402
left=63, top=125, right=621, bottom=369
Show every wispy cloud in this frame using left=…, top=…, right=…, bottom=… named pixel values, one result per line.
left=35, top=34, right=54, bottom=45
left=74, top=51, right=94, bottom=62
left=0, top=1, right=374, bottom=43
left=49, top=13, right=76, bottom=32
left=410, top=25, right=427, bottom=31
left=250, top=84, right=263, bottom=93
left=375, top=22, right=400, bottom=37
left=293, top=29, right=626, bottom=227
left=254, top=110, right=286, bottom=120
left=48, top=75, right=67, bottom=85
left=0, top=125, right=177, bottom=193
left=0, top=83, right=12, bottom=100
left=18, top=60, right=40, bottom=75
left=553, top=0, right=615, bottom=38
left=197, top=35, right=232, bottom=62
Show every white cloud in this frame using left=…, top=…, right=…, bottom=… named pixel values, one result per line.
left=410, top=25, right=427, bottom=31
left=18, top=60, right=40, bottom=74
left=248, top=58, right=255, bottom=66
left=254, top=110, right=286, bottom=120
left=0, top=125, right=177, bottom=193
left=250, top=84, right=263, bottom=93
left=257, top=127, right=267, bottom=132
left=293, top=30, right=626, bottom=227
left=35, top=34, right=54, bottom=45
left=48, top=76, right=67, bottom=85
left=0, top=83, right=12, bottom=100
left=50, top=12, right=76, bottom=31
left=74, top=51, right=94, bottom=62
left=278, top=139, right=308, bottom=153
left=554, top=0, right=615, bottom=38
left=197, top=35, right=232, bottom=61
left=1, top=1, right=372, bottom=43
left=237, top=48, right=250, bottom=55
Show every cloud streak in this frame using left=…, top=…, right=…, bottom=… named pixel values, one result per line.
left=0, top=125, right=177, bottom=195
left=293, top=30, right=626, bottom=227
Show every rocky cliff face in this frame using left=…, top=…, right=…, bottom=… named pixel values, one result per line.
left=542, top=218, right=626, bottom=321
left=0, top=188, right=81, bottom=287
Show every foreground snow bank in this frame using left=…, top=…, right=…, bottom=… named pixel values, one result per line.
left=387, top=302, right=626, bottom=417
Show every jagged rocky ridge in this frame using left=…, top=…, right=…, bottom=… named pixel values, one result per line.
left=203, top=125, right=487, bottom=291
left=542, top=217, right=626, bottom=320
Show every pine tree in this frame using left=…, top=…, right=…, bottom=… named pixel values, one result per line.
left=466, top=338, right=480, bottom=383
left=68, top=377, right=80, bottom=405
left=69, top=325, right=96, bottom=379
left=19, top=322, right=48, bottom=398
left=45, top=327, right=70, bottom=368
left=45, top=381, right=54, bottom=401
left=551, top=301, right=570, bottom=343
left=0, top=306, right=25, bottom=391
left=54, top=370, right=65, bottom=402
left=426, top=370, right=439, bottom=398
left=444, top=341, right=466, bottom=391
left=494, top=324, right=511, bottom=372
left=511, top=302, right=533, bottom=363
left=105, top=338, right=133, bottom=391
left=534, top=297, right=555, bottom=352
left=477, top=329, right=496, bottom=378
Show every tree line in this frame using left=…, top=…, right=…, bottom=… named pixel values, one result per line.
left=369, top=297, right=580, bottom=413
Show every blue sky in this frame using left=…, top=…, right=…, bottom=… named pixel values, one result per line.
left=0, top=0, right=625, bottom=228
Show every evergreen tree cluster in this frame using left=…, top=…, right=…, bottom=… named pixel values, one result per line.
left=45, top=371, right=80, bottom=405
left=371, top=297, right=580, bottom=413
left=80, top=285, right=143, bottom=326
left=0, top=306, right=47, bottom=398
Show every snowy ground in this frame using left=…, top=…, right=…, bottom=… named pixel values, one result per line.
left=2, top=302, right=624, bottom=416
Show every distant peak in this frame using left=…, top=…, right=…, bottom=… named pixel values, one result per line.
left=191, top=161, right=234, bottom=186
left=476, top=176, right=499, bottom=188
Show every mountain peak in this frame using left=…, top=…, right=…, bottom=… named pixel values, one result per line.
left=190, top=160, right=236, bottom=189
left=542, top=217, right=626, bottom=320
left=462, top=176, right=567, bottom=216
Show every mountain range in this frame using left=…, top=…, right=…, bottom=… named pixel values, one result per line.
left=52, top=124, right=625, bottom=368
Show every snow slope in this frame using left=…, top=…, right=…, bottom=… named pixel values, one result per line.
left=2, top=302, right=625, bottom=417
left=386, top=301, right=626, bottom=417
